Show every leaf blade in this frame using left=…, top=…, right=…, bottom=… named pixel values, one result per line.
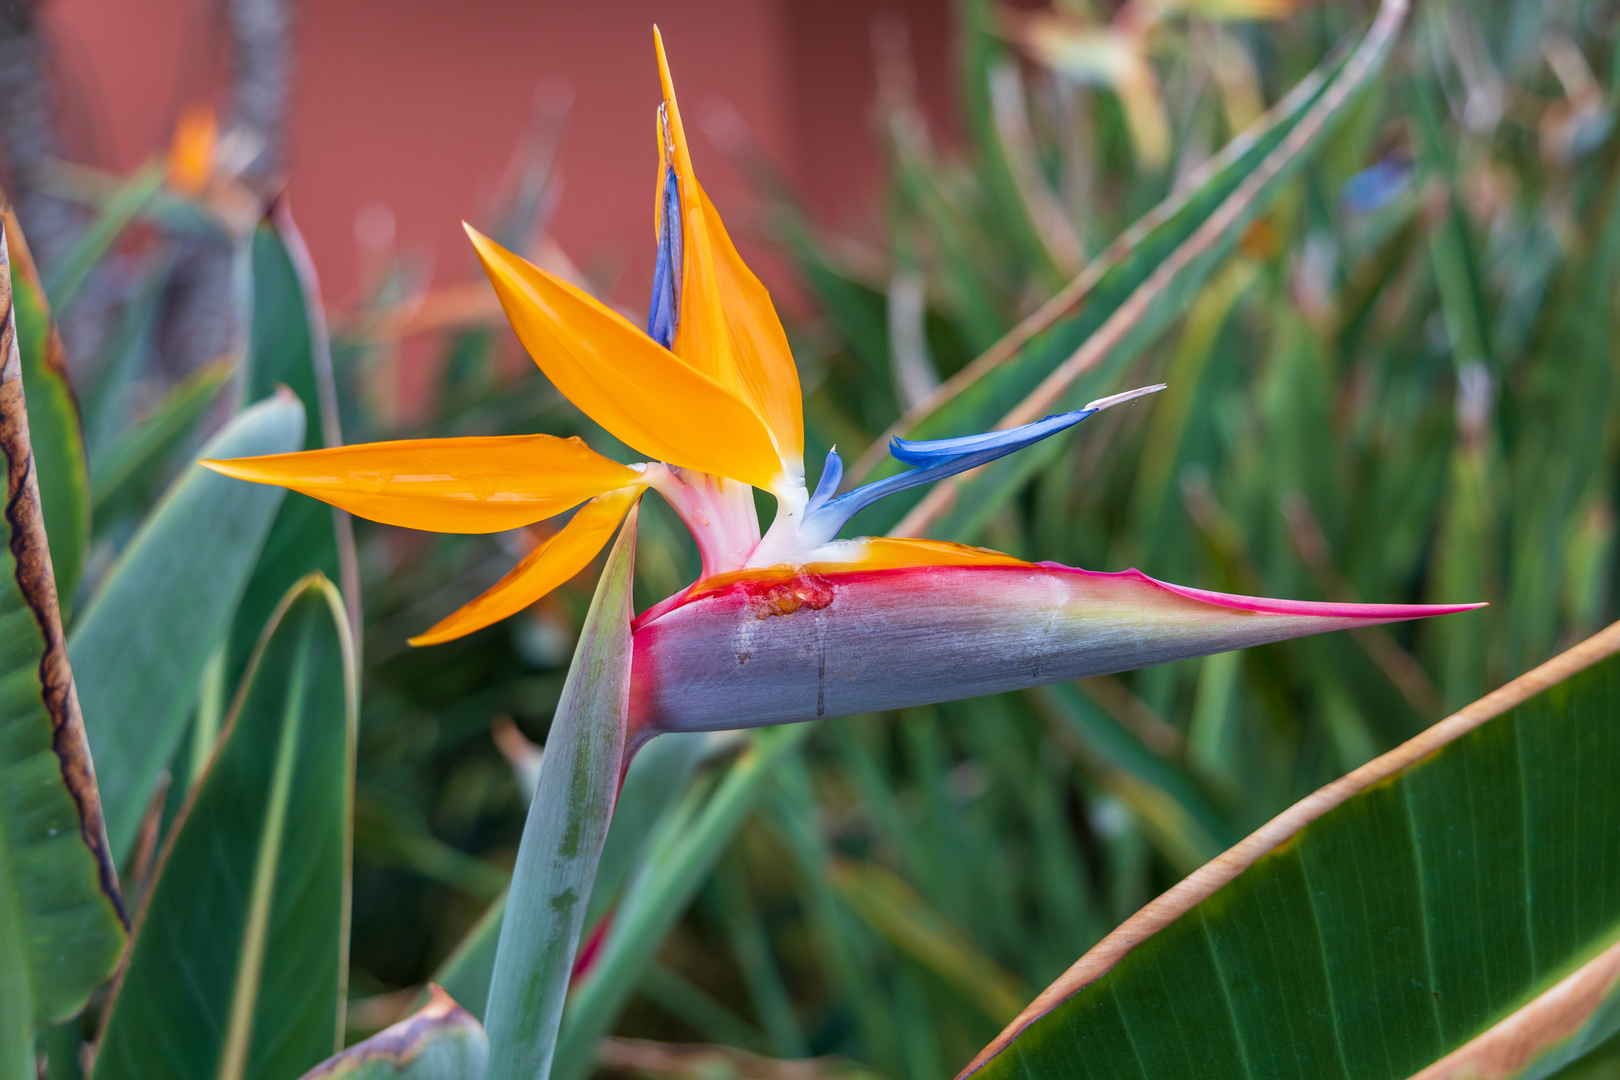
left=93, top=573, right=357, bottom=1080
left=964, top=620, right=1620, bottom=1079
left=0, top=223, right=124, bottom=1070
left=71, top=389, right=304, bottom=862
left=482, top=503, right=638, bottom=1080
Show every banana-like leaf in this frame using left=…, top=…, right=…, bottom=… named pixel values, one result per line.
left=72, top=389, right=303, bottom=862
left=95, top=573, right=357, bottom=1080
left=229, top=207, right=359, bottom=685
left=0, top=225, right=124, bottom=1078
left=844, top=0, right=1407, bottom=542
left=962, top=620, right=1620, bottom=1080
left=297, top=985, right=488, bottom=1080
left=483, top=506, right=638, bottom=1080
left=2, top=202, right=90, bottom=611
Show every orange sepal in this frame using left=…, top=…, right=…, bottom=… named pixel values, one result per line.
left=410, top=486, right=643, bottom=646
left=202, top=434, right=642, bottom=534
left=465, top=225, right=784, bottom=491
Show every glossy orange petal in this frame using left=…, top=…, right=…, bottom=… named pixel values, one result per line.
left=465, top=225, right=784, bottom=490
left=409, top=486, right=642, bottom=646
left=202, top=434, right=641, bottom=534
left=654, top=29, right=803, bottom=467
left=695, top=176, right=804, bottom=467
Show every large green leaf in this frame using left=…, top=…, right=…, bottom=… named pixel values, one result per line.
left=483, top=506, right=638, bottom=1080
left=72, top=389, right=304, bottom=862
left=94, top=573, right=357, bottom=1080
left=297, top=986, right=487, bottom=1080
left=229, top=208, right=358, bottom=687
left=2, top=204, right=90, bottom=611
left=0, top=225, right=124, bottom=1080
left=964, top=621, right=1620, bottom=1080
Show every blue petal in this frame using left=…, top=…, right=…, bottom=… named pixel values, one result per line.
left=1340, top=156, right=1412, bottom=214
left=800, top=384, right=1164, bottom=548
left=647, top=166, right=683, bottom=348
left=809, top=447, right=843, bottom=506
left=889, top=409, right=1096, bottom=465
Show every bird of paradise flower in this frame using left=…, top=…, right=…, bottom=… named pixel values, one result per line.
left=205, top=31, right=1478, bottom=742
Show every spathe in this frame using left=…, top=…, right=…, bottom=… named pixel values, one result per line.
left=628, top=562, right=1482, bottom=735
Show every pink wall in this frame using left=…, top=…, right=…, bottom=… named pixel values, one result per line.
left=41, top=0, right=954, bottom=313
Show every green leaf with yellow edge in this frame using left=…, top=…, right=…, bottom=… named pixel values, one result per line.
left=296, top=986, right=487, bottom=1080
left=963, top=621, right=1620, bottom=1080
left=0, top=223, right=124, bottom=1080
left=1, top=202, right=90, bottom=612
left=94, top=573, right=357, bottom=1080
left=71, top=389, right=304, bottom=862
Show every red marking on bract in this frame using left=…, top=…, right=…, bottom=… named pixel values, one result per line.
left=753, top=575, right=834, bottom=620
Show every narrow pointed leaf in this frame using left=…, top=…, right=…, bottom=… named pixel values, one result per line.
left=297, top=985, right=488, bottom=1080
left=2, top=201, right=90, bottom=610
left=90, top=358, right=233, bottom=512
left=844, top=0, right=1406, bottom=542
left=71, top=389, right=304, bottom=862
left=553, top=725, right=811, bottom=1080
left=95, top=573, right=357, bottom=1080
left=962, top=621, right=1620, bottom=1080
left=483, top=504, right=638, bottom=1080
left=42, top=164, right=164, bottom=314
left=230, top=209, right=361, bottom=682
left=433, top=730, right=705, bottom=1023
left=897, top=2, right=1409, bottom=542
left=630, top=563, right=1477, bottom=733
left=0, top=225, right=124, bottom=1076
left=830, top=857, right=1030, bottom=1025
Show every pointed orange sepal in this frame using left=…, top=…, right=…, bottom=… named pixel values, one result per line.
left=201, top=434, right=641, bottom=534
left=409, top=486, right=644, bottom=646
left=465, top=225, right=784, bottom=491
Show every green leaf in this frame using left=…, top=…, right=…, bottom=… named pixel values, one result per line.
left=43, top=164, right=165, bottom=315
left=0, top=225, right=124, bottom=1079
left=228, top=210, right=357, bottom=687
left=297, top=986, right=487, bottom=1080
left=2, top=204, right=90, bottom=612
left=72, top=389, right=304, bottom=862
left=552, top=724, right=812, bottom=1080
left=431, top=731, right=704, bottom=1023
left=483, top=505, right=638, bottom=1080
left=89, top=359, right=233, bottom=513
left=1027, top=683, right=1235, bottom=874
left=845, top=2, right=1405, bottom=542
left=830, top=857, right=1030, bottom=1025
left=965, top=622, right=1620, bottom=1080
left=94, top=573, right=357, bottom=1080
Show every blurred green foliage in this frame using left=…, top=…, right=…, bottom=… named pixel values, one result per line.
left=10, top=0, right=1620, bottom=1076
